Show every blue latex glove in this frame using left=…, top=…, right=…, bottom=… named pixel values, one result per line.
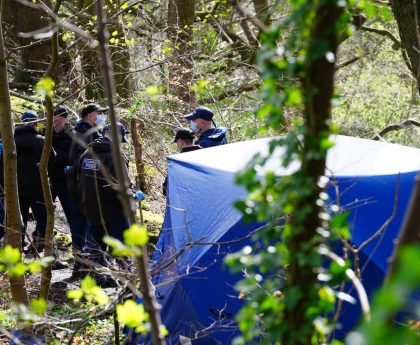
left=135, top=191, right=145, bottom=200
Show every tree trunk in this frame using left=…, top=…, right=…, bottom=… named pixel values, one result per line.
left=282, top=4, right=343, bottom=345
left=108, top=0, right=134, bottom=101
left=252, top=0, right=270, bottom=24
left=390, top=0, right=420, bottom=93
left=3, top=0, right=52, bottom=86
left=386, top=172, right=420, bottom=283
left=39, top=96, right=55, bottom=300
left=96, top=2, right=166, bottom=343
left=130, top=118, right=148, bottom=193
left=0, top=0, right=28, bottom=305
left=78, top=0, right=105, bottom=100
left=167, top=0, right=196, bottom=110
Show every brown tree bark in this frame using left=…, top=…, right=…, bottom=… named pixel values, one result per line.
left=3, top=0, right=52, bottom=86
left=384, top=0, right=420, bottom=284
left=252, top=0, right=270, bottom=25
left=39, top=0, right=63, bottom=300
left=96, top=2, right=166, bottom=343
left=108, top=0, right=134, bottom=102
left=38, top=96, right=55, bottom=300
left=77, top=0, right=105, bottom=100
left=0, top=0, right=28, bottom=305
left=390, top=0, right=420, bottom=92
left=167, top=0, right=196, bottom=109
left=282, top=4, right=343, bottom=345
left=130, top=118, right=148, bottom=193
left=386, top=172, right=420, bottom=283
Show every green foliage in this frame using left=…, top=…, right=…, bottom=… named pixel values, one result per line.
left=103, top=224, right=148, bottom=257
left=347, top=245, right=420, bottom=345
left=67, top=276, right=110, bottom=305
left=0, top=245, right=53, bottom=277
left=29, top=298, right=47, bottom=315
left=225, top=1, right=364, bottom=344
left=116, top=300, right=150, bottom=334
left=35, top=77, right=55, bottom=98
left=334, top=27, right=418, bottom=145
left=124, top=223, right=149, bottom=246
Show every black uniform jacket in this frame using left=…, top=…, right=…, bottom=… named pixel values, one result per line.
left=78, top=137, right=130, bottom=226
left=50, top=122, right=73, bottom=183
left=14, top=125, right=55, bottom=197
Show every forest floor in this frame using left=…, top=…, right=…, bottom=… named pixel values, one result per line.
left=0, top=192, right=166, bottom=345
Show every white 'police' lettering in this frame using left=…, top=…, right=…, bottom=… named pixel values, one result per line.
left=82, top=158, right=100, bottom=171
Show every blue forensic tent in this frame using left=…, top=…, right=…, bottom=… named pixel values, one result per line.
left=131, top=136, right=420, bottom=345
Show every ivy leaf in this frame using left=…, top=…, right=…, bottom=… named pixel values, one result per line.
left=330, top=212, right=350, bottom=239
left=286, top=88, right=302, bottom=106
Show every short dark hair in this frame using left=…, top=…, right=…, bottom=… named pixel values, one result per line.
left=173, top=128, right=195, bottom=143
left=102, top=122, right=128, bottom=143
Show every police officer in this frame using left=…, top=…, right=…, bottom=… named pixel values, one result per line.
left=162, top=128, right=201, bottom=196
left=67, top=103, right=107, bottom=278
left=50, top=105, right=73, bottom=225
left=69, top=103, right=107, bottom=163
left=15, top=110, right=55, bottom=253
left=184, top=107, right=227, bottom=148
left=78, top=122, right=130, bottom=286
left=173, top=128, right=202, bottom=153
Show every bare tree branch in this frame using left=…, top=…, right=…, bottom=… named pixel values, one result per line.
left=199, top=81, right=260, bottom=104
left=373, top=119, right=420, bottom=140
left=360, top=24, right=401, bottom=47
left=96, top=1, right=166, bottom=344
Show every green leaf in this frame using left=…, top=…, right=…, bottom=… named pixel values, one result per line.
left=145, top=85, right=159, bottom=96
left=8, top=263, right=27, bottom=277
left=116, top=300, right=149, bottom=332
left=0, top=245, right=21, bottom=265
left=80, top=275, right=110, bottom=304
left=88, top=286, right=110, bottom=305
left=29, top=298, right=47, bottom=315
left=35, top=77, right=55, bottom=98
left=330, top=212, right=350, bottom=239
left=124, top=224, right=148, bottom=247
left=286, top=88, right=302, bottom=106
left=66, top=289, right=84, bottom=301
left=81, top=275, right=97, bottom=290
left=103, top=236, right=133, bottom=256
left=27, top=261, right=42, bottom=273
left=159, top=325, right=169, bottom=336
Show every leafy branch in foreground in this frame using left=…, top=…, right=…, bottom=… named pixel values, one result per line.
left=347, top=245, right=420, bottom=345
left=227, top=1, right=353, bottom=344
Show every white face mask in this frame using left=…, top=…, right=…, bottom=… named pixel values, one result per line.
left=190, top=122, right=200, bottom=133
left=95, top=114, right=106, bottom=128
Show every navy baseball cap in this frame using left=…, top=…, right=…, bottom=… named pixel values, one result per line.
left=103, top=122, right=128, bottom=143
left=80, top=103, right=108, bottom=118
left=184, top=106, right=214, bottom=121
left=20, top=110, right=38, bottom=122
left=54, top=105, right=68, bottom=118
left=173, top=128, right=195, bottom=142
